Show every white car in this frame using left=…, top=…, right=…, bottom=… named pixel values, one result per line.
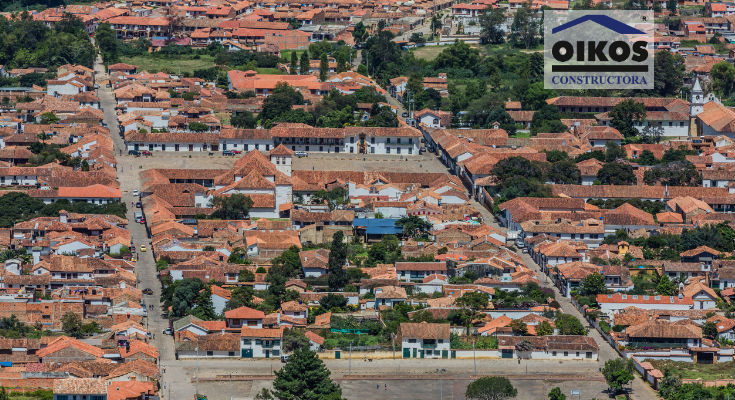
left=294, top=151, right=308, bottom=158
left=133, top=189, right=139, bottom=197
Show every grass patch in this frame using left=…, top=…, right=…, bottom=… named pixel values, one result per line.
left=511, top=131, right=531, bottom=138
left=119, top=54, right=216, bottom=74
left=411, top=45, right=452, bottom=61
left=254, top=67, right=281, bottom=75
left=649, top=360, right=734, bottom=381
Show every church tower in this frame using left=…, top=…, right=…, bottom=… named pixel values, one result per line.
left=690, top=77, right=705, bottom=117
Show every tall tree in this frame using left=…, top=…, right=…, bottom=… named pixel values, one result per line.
left=579, top=273, right=606, bottom=296
left=609, top=99, right=646, bottom=138
left=479, top=7, right=505, bottom=45
left=455, top=291, right=489, bottom=335
left=466, top=376, right=517, bottom=400
left=656, top=274, right=676, bottom=295
left=209, top=194, right=254, bottom=219
left=710, top=61, right=735, bottom=98
left=352, top=22, right=368, bottom=46
left=271, top=347, right=343, bottom=400
left=602, top=358, right=634, bottom=394
left=508, top=6, right=538, bottom=49
left=319, top=53, right=329, bottom=82
left=597, top=162, right=636, bottom=185
left=653, top=51, right=685, bottom=97
left=290, top=52, right=298, bottom=75
left=61, top=312, right=82, bottom=338
left=548, top=387, right=566, bottom=400
left=299, top=51, right=310, bottom=76
left=327, top=231, right=348, bottom=290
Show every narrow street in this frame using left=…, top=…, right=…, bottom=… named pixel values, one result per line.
left=93, top=51, right=176, bottom=392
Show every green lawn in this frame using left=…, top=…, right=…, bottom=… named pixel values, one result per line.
left=649, top=361, right=734, bottom=381
left=119, top=55, right=216, bottom=74
left=411, top=45, right=452, bottom=61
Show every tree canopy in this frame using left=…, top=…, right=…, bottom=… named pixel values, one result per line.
left=465, top=376, right=517, bottom=400
left=270, top=347, right=343, bottom=400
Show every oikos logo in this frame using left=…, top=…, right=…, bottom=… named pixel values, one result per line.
left=544, top=11, right=654, bottom=89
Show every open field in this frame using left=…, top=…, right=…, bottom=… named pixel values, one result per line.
left=649, top=360, right=735, bottom=381
left=120, top=55, right=216, bottom=74
left=411, top=45, right=452, bottom=60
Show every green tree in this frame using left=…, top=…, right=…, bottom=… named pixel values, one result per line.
left=702, top=321, right=718, bottom=340
left=209, top=194, right=254, bottom=219
left=547, top=159, right=581, bottom=184
left=260, top=83, right=304, bottom=124
left=434, top=40, right=482, bottom=72
left=396, top=215, right=431, bottom=239
left=547, top=387, right=566, bottom=400
left=653, top=50, right=685, bottom=97
left=299, top=51, right=310, bottom=75
left=39, top=112, right=58, bottom=125
left=188, top=122, right=209, bottom=132
left=231, top=111, right=257, bottom=129
left=510, top=319, right=528, bottom=335
left=530, top=104, right=566, bottom=135
left=61, top=312, right=82, bottom=338
left=271, top=347, right=343, bottom=400
left=456, top=291, right=489, bottom=335
left=466, top=376, right=517, bottom=400
left=328, top=231, right=348, bottom=290
left=644, top=161, right=701, bottom=186
left=238, top=269, right=255, bottom=282
left=523, top=82, right=555, bottom=110
left=352, top=22, right=368, bottom=45
left=191, top=287, right=217, bottom=320
left=536, top=320, right=554, bottom=336
left=479, top=7, right=505, bottom=44
left=609, top=99, right=646, bottom=138
left=666, top=0, right=677, bottom=13
left=319, top=53, right=329, bottom=82
left=319, top=293, right=348, bottom=311
left=597, top=162, right=636, bottom=185
left=290, top=51, right=298, bottom=75
left=710, top=61, right=735, bottom=98
left=554, top=314, right=585, bottom=335
left=508, top=6, right=538, bottom=49
left=601, top=358, right=634, bottom=394
left=579, top=273, right=606, bottom=296
left=637, top=149, right=658, bottom=165
left=225, top=286, right=254, bottom=311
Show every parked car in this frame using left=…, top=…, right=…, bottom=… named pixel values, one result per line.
left=142, top=288, right=153, bottom=295
left=128, top=150, right=141, bottom=156
left=231, top=150, right=242, bottom=154
left=162, top=328, right=173, bottom=335
left=139, top=218, right=146, bottom=224
left=136, top=202, right=142, bottom=208
left=133, top=189, right=139, bottom=197
left=222, top=150, right=234, bottom=156
left=294, top=151, right=308, bottom=158
left=141, top=150, right=152, bottom=156
left=140, top=245, right=147, bottom=252
left=281, top=354, right=290, bottom=363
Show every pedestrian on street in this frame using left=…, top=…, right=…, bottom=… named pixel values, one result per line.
left=376, top=384, right=379, bottom=390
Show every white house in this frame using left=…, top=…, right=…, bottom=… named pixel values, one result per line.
left=596, top=293, right=693, bottom=318
left=240, top=327, right=283, bottom=358
left=399, top=322, right=451, bottom=359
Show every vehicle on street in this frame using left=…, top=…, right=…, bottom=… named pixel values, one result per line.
left=162, top=328, right=173, bottom=335
left=231, top=150, right=241, bottom=154
left=140, top=245, right=147, bottom=252
left=136, top=202, right=142, bottom=208
left=143, top=288, right=153, bottom=295
left=294, top=151, right=308, bottom=157
left=281, top=354, right=290, bottom=363
left=222, top=150, right=234, bottom=156
left=402, top=112, right=409, bottom=118
left=141, top=150, right=152, bottom=156
left=140, top=218, right=146, bottom=224
left=134, top=211, right=143, bottom=222
left=133, top=189, right=139, bottom=197
left=128, top=150, right=140, bottom=156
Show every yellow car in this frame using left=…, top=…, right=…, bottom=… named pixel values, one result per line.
left=140, top=245, right=147, bottom=252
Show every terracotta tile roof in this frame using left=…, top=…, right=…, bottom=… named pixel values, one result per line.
left=225, top=306, right=265, bottom=320
left=399, top=322, right=450, bottom=339
left=240, top=327, right=283, bottom=338
left=626, top=319, right=702, bottom=339
left=603, top=202, right=655, bottom=226
left=53, top=378, right=106, bottom=395
left=394, top=262, right=446, bottom=271
left=680, top=245, right=722, bottom=257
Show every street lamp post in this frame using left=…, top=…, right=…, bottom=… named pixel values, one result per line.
left=473, top=338, right=476, bottom=376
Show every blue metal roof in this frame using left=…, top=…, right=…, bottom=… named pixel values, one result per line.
left=352, top=218, right=403, bottom=235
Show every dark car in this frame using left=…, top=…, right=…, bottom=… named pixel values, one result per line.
left=136, top=202, right=142, bottom=208
left=142, top=288, right=153, bottom=295
left=222, top=150, right=234, bottom=156
left=128, top=150, right=141, bottom=156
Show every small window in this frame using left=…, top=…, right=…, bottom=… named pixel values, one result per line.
left=576, top=352, right=580, bottom=357
left=371, top=137, right=375, bottom=144
left=408, top=339, right=416, bottom=343
left=229, top=351, right=235, bottom=356
left=552, top=351, right=557, bottom=356
left=586, top=352, right=592, bottom=358
left=386, top=147, right=390, bottom=154
left=242, top=339, right=251, bottom=345
left=387, top=138, right=391, bottom=144
left=564, top=351, right=568, bottom=356
left=207, top=351, right=213, bottom=356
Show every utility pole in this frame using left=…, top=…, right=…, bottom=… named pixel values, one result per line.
left=348, top=342, right=353, bottom=375
left=230, top=373, right=233, bottom=400
left=195, top=346, right=199, bottom=398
